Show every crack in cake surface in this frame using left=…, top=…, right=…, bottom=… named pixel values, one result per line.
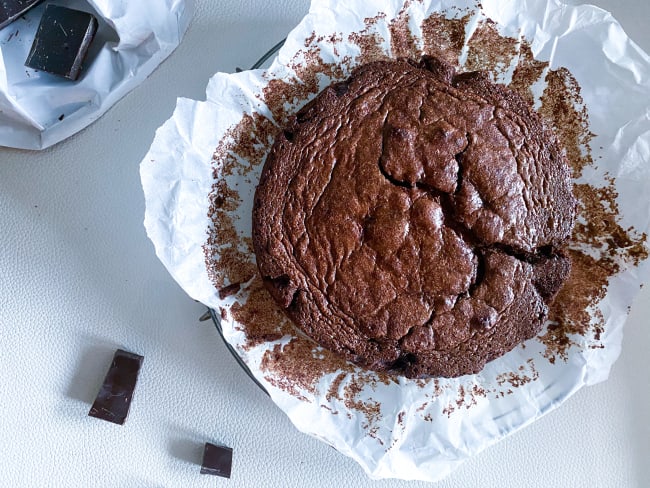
left=252, top=57, right=577, bottom=378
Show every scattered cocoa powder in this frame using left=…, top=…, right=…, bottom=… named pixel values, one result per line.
left=342, top=374, right=383, bottom=440
left=214, top=113, right=276, bottom=178
left=326, top=372, right=348, bottom=403
left=348, top=14, right=390, bottom=64
left=537, top=70, right=648, bottom=361
left=260, top=338, right=347, bottom=398
left=229, top=274, right=294, bottom=348
left=421, top=13, right=469, bottom=67
left=465, top=18, right=518, bottom=76
left=510, top=41, right=549, bottom=105
left=261, top=44, right=350, bottom=127
left=495, top=360, right=539, bottom=388
left=389, top=4, right=420, bottom=60
left=204, top=112, right=275, bottom=293
left=540, top=68, right=595, bottom=179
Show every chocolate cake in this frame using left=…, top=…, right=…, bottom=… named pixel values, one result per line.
left=252, top=57, right=576, bottom=378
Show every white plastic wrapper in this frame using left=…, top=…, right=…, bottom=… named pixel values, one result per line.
left=0, top=0, right=193, bottom=149
left=141, top=0, right=650, bottom=482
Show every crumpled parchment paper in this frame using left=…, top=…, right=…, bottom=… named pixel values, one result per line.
left=140, top=0, right=650, bottom=481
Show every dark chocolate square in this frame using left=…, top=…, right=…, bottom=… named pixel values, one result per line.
left=88, top=349, right=143, bottom=425
left=200, top=442, right=233, bottom=478
left=24, top=4, right=98, bottom=80
left=0, top=0, right=43, bottom=30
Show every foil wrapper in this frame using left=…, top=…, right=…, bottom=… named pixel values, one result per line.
left=0, top=0, right=193, bottom=149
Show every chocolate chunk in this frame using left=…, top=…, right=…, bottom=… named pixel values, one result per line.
left=24, top=4, right=98, bottom=80
left=0, top=0, right=43, bottom=30
left=88, top=349, right=143, bottom=425
left=200, top=442, right=233, bottom=478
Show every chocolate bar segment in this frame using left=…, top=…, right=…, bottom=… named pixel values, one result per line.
left=200, top=443, right=233, bottom=478
left=88, top=349, right=143, bottom=425
left=25, top=4, right=98, bottom=80
left=0, top=0, right=43, bottom=30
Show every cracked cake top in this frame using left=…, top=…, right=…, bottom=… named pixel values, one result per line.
left=252, top=57, right=577, bottom=378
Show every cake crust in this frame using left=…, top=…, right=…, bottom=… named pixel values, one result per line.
left=252, top=57, right=576, bottom=378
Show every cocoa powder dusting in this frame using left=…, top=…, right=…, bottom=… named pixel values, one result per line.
left=205, top=243, right=257, bottom=293
left=540, top=182, right=648, bottom=360
left=348, top=14, right=391, bottom=64
left=242, top=236, right=254, bottom=255
left=441, top=382, right=487, bottom=418
left=421, top=13, right=469, bottom=67
left=326, top=372, right=348, bottom=403
left=230, top=274, right=294, bottom=348
left=540, top=68, right=595, bottom=178
left=262, top=78, right=311, bottom=127
left=260, top=338, right=347, bottom=399
left=207, top=185, right=240, bottom=250
left=262, top=44, right=350, bottom=127
left=205, top=112, right=276, bottom=292
left=465, top=19, right=518, bottom=76
left=388, top=5, right=420, bottom=60
left=537, top=69, right=647, bottom=361
left=510, top=41, right=549, bottom=105
left=215, top=113, right=276, bottom=178
left=209, top=179, right=241, bottom=212
left=342, top=375, right=383, bottom=439
left=496, top=360, right=539, bottom=388
left=259, top=336, right=390, bottom=434
left=292, top=43, right=348, bottom=84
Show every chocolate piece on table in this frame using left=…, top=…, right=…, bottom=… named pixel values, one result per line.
left=0, top=0, right=43, bottom=30
left=200, top=442, right=233, bottom=478
left=24, top=4, right=98, bottom=81
left=88, top=349, right=143, bottom=425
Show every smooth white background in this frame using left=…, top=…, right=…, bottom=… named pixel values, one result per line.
left=1, top=1, right=648, bottom=486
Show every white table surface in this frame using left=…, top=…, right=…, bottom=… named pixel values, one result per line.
left=1, top=1, right=649, bottom=486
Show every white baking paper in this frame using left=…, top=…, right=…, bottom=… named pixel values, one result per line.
left=140, top=0, right=650, bottom=481
left=0, top=0, right=193, bottom=150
